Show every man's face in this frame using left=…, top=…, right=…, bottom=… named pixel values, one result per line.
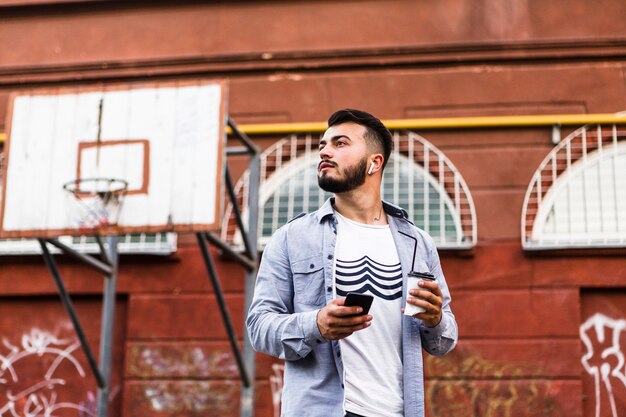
left=317, top=122, right=370, bottom=194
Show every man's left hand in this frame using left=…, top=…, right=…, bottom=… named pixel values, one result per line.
left=406, top=279, right=443, bottom=328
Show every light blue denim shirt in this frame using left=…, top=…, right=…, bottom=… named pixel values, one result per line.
left=247, top=198, right=458, bottom=417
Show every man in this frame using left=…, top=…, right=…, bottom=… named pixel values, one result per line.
left=247, top=109, right=458, bottom=417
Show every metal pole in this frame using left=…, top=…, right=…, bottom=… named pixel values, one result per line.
left=45, top=238, right=113, bottom=275
left=241, top=148, right=260, bottom=417
left=226, top=146, right=253, bottom=156
left=196, top=232, right=250, bottom=387
left=94, top=234, right=113, bottom=265
left=204, top=232, right=256, bottom=272
left=37, top=239, right=106, bottom=388
left=228, top=118, right=258, bottom=154
left=224, top=166, right=254, bottom=259
left=97, top=235, right=119, bottom=417
left=226, top=117, right=260, bottom=417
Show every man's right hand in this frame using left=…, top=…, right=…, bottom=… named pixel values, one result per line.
left=316, top=297, right=373, bottom=340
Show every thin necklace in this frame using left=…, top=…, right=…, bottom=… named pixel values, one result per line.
left=373, top=205, right=383, bottom=222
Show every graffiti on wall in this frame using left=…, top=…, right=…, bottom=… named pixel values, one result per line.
left=267, top=355, right=563, bottom=417
left=424, top=352, right=563, bottom=417
left=269, top=363, right=284, bottom=417
left=0, top=328, right=96, bottom=417
left=580, top=313, right=626, bottom=417
left=125, top=381, right=239, bottom=416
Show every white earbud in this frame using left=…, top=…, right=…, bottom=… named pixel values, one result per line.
left=368, top=161, right=375, bottom=175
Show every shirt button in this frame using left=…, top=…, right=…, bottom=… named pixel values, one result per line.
left=327, top=254, right=333, bottom=260
left=341, top=383, right=345, bottom=389
left=337, top=352, right=341, bottom=358
left=309, top=263, right=315, bottom=269
left=327, top=286, right=332, bottom=292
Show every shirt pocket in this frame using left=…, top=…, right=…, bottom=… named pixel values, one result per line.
left=291, top=255, right=326, bottom=308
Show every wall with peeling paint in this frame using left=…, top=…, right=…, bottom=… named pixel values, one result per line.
left=0, top=1, right=625, bottom=416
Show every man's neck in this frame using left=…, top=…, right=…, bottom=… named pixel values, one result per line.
left=332, top=190, right=386, bottom=225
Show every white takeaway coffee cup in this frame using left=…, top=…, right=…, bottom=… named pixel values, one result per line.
left=404, top=271, right=436, bottom=316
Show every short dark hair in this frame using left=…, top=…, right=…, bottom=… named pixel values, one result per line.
left=327, top=108, right=393, bottom=170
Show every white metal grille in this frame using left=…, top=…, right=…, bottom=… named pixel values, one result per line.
left=0, top=233, right=177, bottom=255
left=221, top=131, right=476, bottom=249
left=522, top=124, right=626, bottom=249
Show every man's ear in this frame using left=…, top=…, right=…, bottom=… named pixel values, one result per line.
left=368, top=154, right=384, bottom=175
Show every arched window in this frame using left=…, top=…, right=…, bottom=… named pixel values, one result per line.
left=522, top=125, right=626, bottom=249
left=222, top=131, right=476, bottom=250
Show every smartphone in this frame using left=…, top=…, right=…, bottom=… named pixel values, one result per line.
left=344, top=292, right=374, bottom=315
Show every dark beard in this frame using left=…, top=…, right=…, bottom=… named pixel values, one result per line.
left=318, top=158, right=367, bottom=193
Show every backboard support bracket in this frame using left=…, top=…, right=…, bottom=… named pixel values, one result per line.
left=192, top=117, right=260, bottom=416
left=38, top=235, right=119, bottom=417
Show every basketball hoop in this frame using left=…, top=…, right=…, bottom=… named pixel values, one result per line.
left=63, top=178, right=128, bottom=233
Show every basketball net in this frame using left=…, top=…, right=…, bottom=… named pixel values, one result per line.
left=63, top=178, right=128, bottom=233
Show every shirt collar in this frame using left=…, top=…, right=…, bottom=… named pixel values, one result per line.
left=315, top=197, right=410, bottom=223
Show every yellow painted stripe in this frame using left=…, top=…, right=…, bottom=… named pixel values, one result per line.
left=2, top=113, right=625, bottom=142
left=385, top=113, right=626, bottom=129
left=227, top=121, right=328, bottom=135
left=227, top=113, right=626, bottom=135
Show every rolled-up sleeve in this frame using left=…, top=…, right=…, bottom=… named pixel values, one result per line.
left=419, top=236, right=458, bottom=356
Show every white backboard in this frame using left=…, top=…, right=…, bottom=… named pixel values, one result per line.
left=1, top=80, right=227, bottom=238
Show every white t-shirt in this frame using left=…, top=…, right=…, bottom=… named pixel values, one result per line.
left=334, top=211, right=404, bottom=417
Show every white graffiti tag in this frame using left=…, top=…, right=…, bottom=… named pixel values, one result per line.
left=0, top=328, right=96, bottom=417
left=269, top=363, right=284, bottom=417
left=580, top=313, right=626, bottom=417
